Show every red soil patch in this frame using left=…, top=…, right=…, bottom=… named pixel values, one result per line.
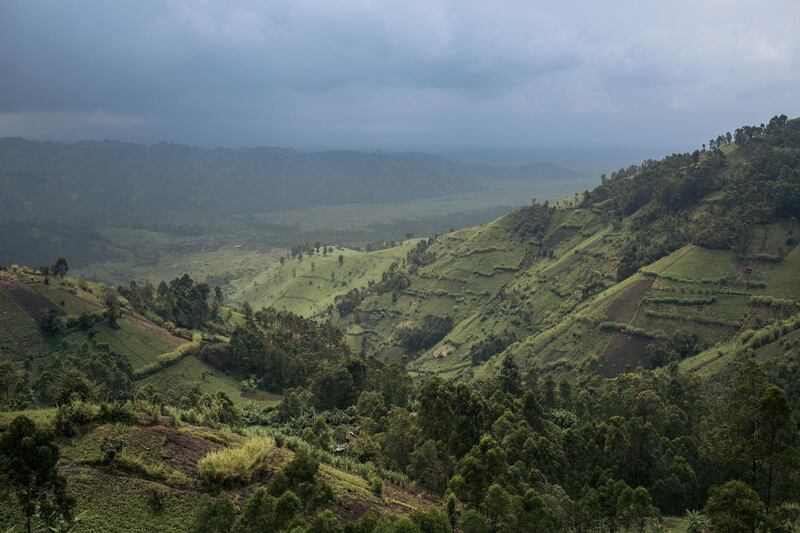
left=599, top=333, right=652, bottom=377
left=604, top=277, right=654, bottom=323
left=0, top=279, right=60, bottom=323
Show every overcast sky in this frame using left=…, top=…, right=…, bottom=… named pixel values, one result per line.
left=1, top=0, right=798, bottom=152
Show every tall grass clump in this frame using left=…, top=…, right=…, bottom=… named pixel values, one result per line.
left=198, top=436, right=276, bottom=489
left=642, top=309, right=741, bottom=328
left=133, top=339, right=202, bottom=379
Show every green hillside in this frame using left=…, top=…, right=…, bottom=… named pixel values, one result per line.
left=0, top=412, right=438, bottom=532
left=322, top=115, right=800, bottom=387
left=2, top=116, right=800, bottom=532
left=0, top=268, right=278, bottom=408
left=228, top=241, right=419, bottom=316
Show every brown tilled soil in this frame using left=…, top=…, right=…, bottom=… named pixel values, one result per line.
left=599, top=333, right=652, bottom=377
left=0, top=279, right=61, bottom=323
left=604, top=277, right=654, bottom=323
left=147, top=426, right=222, bottom=477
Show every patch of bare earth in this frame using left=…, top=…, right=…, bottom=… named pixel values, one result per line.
left=0, top=279, right=60, bottom=323
left=599, top=334, right=652, bottom=377
left=378, top=345, right=406, bottom=363
left=145, top=425, right=222, bottom=477
left=604, top=277, right=654, bottom=323
left=599, top=277, right=656, bottom=377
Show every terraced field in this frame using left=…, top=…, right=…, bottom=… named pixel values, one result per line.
left=229, top=241, right=418, bottom=316
left=0, top=270, right=277, bottom=407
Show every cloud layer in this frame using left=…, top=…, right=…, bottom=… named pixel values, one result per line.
left=1, top=0, right=798, bottom=149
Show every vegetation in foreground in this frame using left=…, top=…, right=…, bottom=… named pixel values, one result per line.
left=1, top=116, right=799, bottom=531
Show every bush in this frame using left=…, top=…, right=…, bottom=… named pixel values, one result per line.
left=191, top=495, right=237, bottom=533
left=133, top=340, right=202, bottom=379
left=397, top=315, right=454, bottom=353
left=100, top=435, right=124, bottom=464
left=54, top=400, right=100, bottom=436
left=750, top=295, right=800, bottom=309
left=198, top=436, right=276, bottom=490
left=644, top=295, right=716, bottom=306
left=704, top=481, right=764, bottom=533
left=369, top=473, right=384, bottom=496
left=147, top=487, right=167, bottom=513
left=308, top=510, right=343, bottom=533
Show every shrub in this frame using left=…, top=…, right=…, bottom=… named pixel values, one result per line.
left=133, top=340, right=202, bottom=379
left=147, top=486, right=167, bottom=513
left=704, top=481, right=764, bottom=533
left=598, top=322, right=663, bottom=339
left=369, top=473, right=384, bottom=496
left=750, top=295, right=800, bottom=309
left=100, top=435, right=124, bottom=464
left=307, top=510, right=343, bottom=533
left=54, top=400, right=100, bottom=436
left=198, top=436, right=276, bottom=490
left=191, top=495, right=237, bottom=533
left=644, top=296, right=716, bottom=306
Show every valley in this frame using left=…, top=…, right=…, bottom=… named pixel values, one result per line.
left=2, top=116, right=800, bottom=532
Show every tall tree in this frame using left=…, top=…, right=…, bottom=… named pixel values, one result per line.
left=498, top=355, right=521, bottom=396
left=0, top=416, right=74, bottom=533
left=755, top=384, right=793, bottom=511
left=52, top=257, right=68, bottom=278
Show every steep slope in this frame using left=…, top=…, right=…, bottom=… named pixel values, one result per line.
left=0, top=268, right=278, bottom=407
left=0, top=413, right=438, bottom=532
left=324, top=115, right=800, bottom=382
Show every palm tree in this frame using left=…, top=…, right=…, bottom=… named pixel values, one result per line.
left=685, top=509, right=708, bottom=533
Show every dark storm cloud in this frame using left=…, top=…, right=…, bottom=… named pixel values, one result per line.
left=0, top=0, right=798, bottom=148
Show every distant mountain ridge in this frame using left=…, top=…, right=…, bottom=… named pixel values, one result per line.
left=0, top=137, right=583, bottom=224
left=471, top=161, right=586, bottom=181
